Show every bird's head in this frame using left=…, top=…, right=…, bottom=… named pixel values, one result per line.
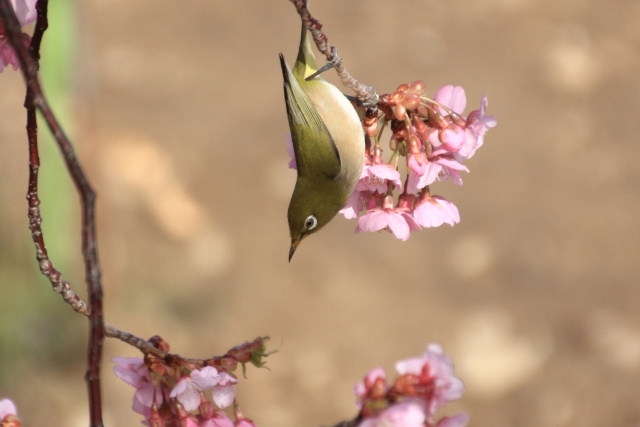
left=287, top=180, right=347, bottom=261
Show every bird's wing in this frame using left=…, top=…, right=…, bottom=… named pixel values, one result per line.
left=280, top=53, right=341, bottom=180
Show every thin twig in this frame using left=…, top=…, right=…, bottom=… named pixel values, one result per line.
left=0, top=1, right=104, bottom=425
left=22, top=1, right=91, bottom=317
left=288, top=0, right=379, bottom=109
left=104, top=325, right=169, bottom=359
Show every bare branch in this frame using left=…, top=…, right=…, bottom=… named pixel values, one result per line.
left=0, top=0, right=104, bottom=424
left=288, top=0, right=379, bottom=109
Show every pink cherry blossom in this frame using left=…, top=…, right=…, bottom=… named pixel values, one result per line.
left=435, top=157, right=468, bottom=186
left=0, top=31, right=29, bottom=72
left=170, top=366, right=237, bottom=411
left=171, top=377, right=204, bottom=412
left=113, top=357, right=164, bottom=416
left=354, top=367, right=387, bottom=407
left=353, top=345, right=468, bottom=427
left=358, top=401, right=427, bottom=427
left=113, top=357, right=148, bottom=387
left=0, top=0, right=37, bottom=73
left=0, top=398, right=18, bottom=420
left=210, top=371, right=237, bottom=409
left=433, top=124, right=466, bottom=153
left=395, top=344, right=465, bottom=416
left=356, top=196, right=420, bottom=241
left=434, top=85, right=466, bottom=116
left=9, top=0, right=37, bottom=27
left=407, top=155, right=468, bottom=194
left=412, top=195, right=459, bottom=228
left=407, top=151, right=427, bottom=176
left=356, top=164, right=403, bottom=194
left=339, top=188, right=367, bottom=219
left=356, top=209, right=410, bottom=240
left=458, top=95, right=497, bottom=160
left=406, top=160, right=442, bottom=194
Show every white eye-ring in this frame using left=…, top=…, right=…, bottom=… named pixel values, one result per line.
left=304, top=215, right=318, bottom=231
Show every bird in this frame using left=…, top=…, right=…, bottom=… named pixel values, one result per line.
left=280, top=23, right=365, bottom=261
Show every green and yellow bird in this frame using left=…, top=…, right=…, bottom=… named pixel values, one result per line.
left=280, top=24, right=365, bottom=261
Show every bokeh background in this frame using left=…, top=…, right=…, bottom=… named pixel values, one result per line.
left=1, top=0, right=639, bottom=426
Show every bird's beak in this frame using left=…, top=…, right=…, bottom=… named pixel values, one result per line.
left=289, top=237, right=301, bottom=262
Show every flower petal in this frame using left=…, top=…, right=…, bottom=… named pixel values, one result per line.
left=386, top=212, right=411, bottom=241
left=435, top=85, right=466, bottom=115
left=212, top=384, right=236, bottom=408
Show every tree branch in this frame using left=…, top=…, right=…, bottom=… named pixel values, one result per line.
left=288, top=0, right=379, bottom=109
left=0, top=0, right=104, bottom=424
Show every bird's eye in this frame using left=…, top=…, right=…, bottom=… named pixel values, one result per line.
left=304, top=215, right=318, bottom=231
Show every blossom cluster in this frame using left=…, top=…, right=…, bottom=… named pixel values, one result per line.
left=113, top=337, right=267, bottom=427
left=287, top=81, right=496, bottom=240
left=0, top=0, right=37, bottom=72
left=0, top=398, right=20, bottom=427
left=350, top=82, right=496, bottom=240
left=354, top=344, right=468, bottom=427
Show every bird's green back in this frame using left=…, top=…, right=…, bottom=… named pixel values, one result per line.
left=279, top=53, right=341, bottom=181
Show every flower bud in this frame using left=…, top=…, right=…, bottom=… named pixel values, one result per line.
left=450, top=112, right=467, bottom=128
left=413, top=118, right=429, bottom=139
left=369, top=376, right=388, bottom=400
left=390, top=120, right=406, bottom=138
left=225, top=337, right=269, bottom=366
left=407, top=135, right=421, bottom=155
left=409, top=80, right=426, bottom=94
left=396, top=83, right=409, bottom=93
left=425, top=139, right=433, bottom=157
left=392, top=373, right=423, bottom=397
left=427, top=107, right=448, bottom=129
left=148, top=336, right=171, bottom=352
left=199, top=393, right=214, bottom=419
left=147, top=403, right=166, bottom=427
left=466, top=109, right=481, bottom=126
left=1, top=415, right=21, bottom=427
left=174, top=400, right=191, bottom=420
left=146, top=356, right=168, bottom=376
left=398, top=142, right=408, bottom=157
left=393, top=104, right=406, bottom=121
left=366, top=125, right=378, bottom=138
left=389, top=137, right=398, bottom=151
left=209, top=356, right=239, bottom=372
left=401, top=92, right=421, bottom=110
left=390, top=91, right=403, bottom=103
left=364, top=116, right=379, bottom=137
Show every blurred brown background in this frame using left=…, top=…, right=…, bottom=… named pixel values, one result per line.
left=1, top=0, right=639, bottom=426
